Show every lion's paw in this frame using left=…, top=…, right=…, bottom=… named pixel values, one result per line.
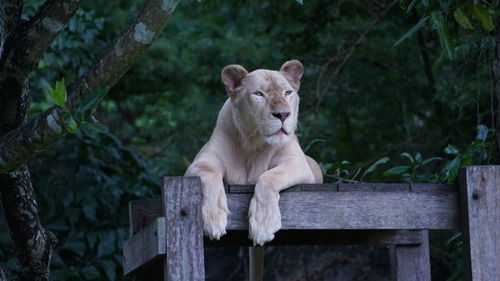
left=248, top=196, right=281, bottom=246
left=202, top=193, right=229, bottom=240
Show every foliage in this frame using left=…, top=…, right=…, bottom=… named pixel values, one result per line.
left=1, top=130, right=158, bottom=281
left=0, top=0, right=498, bottom=280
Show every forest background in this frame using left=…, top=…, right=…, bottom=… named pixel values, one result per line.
left=0, top=0, right=498, bottom=280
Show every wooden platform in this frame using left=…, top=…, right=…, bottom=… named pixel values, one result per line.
left=123, top=166, right=500, bottom=281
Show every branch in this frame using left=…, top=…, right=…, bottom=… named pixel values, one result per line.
left=0, top=0, right=180, bottom=172
left=67, top=0, right=179, bottom=107
left=0, top=0, right=80, bottom=78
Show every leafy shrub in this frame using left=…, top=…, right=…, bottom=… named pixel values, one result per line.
left=0, top=130, right=159, bottom=280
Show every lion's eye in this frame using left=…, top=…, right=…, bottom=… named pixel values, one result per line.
left=285, top=90, right=293, bottom=96
left=253, top=91, right=264, bottom=97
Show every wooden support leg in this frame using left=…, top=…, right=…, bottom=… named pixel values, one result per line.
left=249, top=246, right=264, bottom=281
left=163, top=177, right=205, bottom=281
left=459, top=166, right=500, bottom=281
left=389, top=230, right=431, bottom=281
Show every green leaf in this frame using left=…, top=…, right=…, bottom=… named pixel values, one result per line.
left=476, top=124, right=488, bottom=140
left=431, top=11, right=454, bottom=59
left=384, top=165, right=410, bottom=176
left=441, top=157, right=461, bottom=182
left=44, top=78, right=68, bottom=108
left=82, top=122, right=109, bottom=134
left=295, top=0, right=303, bottom=4
left=99, top=260, right=116, bottom=281
left=472, top=4, right=494, bottom=31
left=406, top=0, right=418, bottom=13
left=453, top=8, right=474, bottom=30
left=444, top=144, right=460, bottom=155
left=415, top=152, right=422, bottom=164
left=61, top=112, right=78, bottom=133
left=75, top=87, right=109, bottom=121
left=393, top=16, right=428, bottom=47
left=361, top=157, right=390, bottom=180
left=422, top=157, right=442, bottom=166
left=81, top=265, right=100, bottom=279
left=400, top=152, right=414, bottom=163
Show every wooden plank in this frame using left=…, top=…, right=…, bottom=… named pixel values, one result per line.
left=410, top=183, right=457, bottom=192
left=163, top=177, right=205, bottom=281
left=226, top=191, right=459, bottom=230
left=390, top=230, right=431, bottom=281
left=128, top=191, right=459, bottom=233
left=129, top=199, right=162, bottom=236
left=459, top=166, right=500, bottom=281
left=249, top=246, right=264, bottom=281
left=228, top=184, right=338, bottom=193
left=205, top=229, right=423, bottom=247
left=123, top=217, right=165, bottom=275
left=228, top=183, right=457, bottom=193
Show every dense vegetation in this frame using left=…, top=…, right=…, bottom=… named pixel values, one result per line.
left=0, top=0, right=498, bottom=280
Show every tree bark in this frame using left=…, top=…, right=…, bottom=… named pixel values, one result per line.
left=0, top=0, right=180, bottom=280
left=0, top=167, right=57, bottom=281
left=0, top=0, right=180, bottom=172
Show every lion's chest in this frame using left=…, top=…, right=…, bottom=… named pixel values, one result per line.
left=223, top=153, right=274, bottom=185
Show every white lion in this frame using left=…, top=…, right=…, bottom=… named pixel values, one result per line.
left=185, top=60, right=323, bottom=246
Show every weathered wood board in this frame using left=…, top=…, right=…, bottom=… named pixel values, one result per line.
left=163, top=177, right=205, bottom=281
left=123, top=217, right=165, bottom=275
left=390, top=230, right=431, bottom=281
left=129, top=183, right=459, bottom=235
left=459, top=166, right=500, bottom=281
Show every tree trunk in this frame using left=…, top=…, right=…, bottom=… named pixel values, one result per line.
left=0, top=68, right=56, bottom=281
left=0, top=0, right=179, bottom=279
left=0, top=167, right=57, bottom=281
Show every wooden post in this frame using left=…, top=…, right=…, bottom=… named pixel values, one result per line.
left=249, top=246, right=264, bottom=281
left=389, top=230, right=431, bottom=281
left=459, top=166, right=500, bottom=281
left=162, top=177, right=205, bottom=281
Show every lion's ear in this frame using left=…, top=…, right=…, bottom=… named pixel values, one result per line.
left=221, top=64, right=248, bottom=97
left=280, top=60, right=303, bottom=92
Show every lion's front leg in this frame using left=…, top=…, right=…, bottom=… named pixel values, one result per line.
left=248, top=184, right=281, bottom=246
left=248, top=160, right=315, bottom=246
left=186, top=162, right=228, bottom=240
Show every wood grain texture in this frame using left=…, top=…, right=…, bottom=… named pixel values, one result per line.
left=163, top=177, right=205, bottom=281
left=129, top=200, right=162, bottom=237
left=128, top=189, right=459, bottom=233
left=228, top=183, right=457, bottom=193
left=226, top=192, right=458, bottom=230
left=459, top=166, right=500, bottom=281
left=123, top=217, right=165, bottom=275
left=390, top=231, right=431, bottom=281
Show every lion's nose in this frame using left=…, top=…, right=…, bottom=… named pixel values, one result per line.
left=272, top=112, right=290, bottom=122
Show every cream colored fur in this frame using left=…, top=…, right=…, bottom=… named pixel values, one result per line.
left=185, top=60, right=323, bottom=246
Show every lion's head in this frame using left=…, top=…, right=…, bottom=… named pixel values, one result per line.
left=221, top=60, right=304, bottom=147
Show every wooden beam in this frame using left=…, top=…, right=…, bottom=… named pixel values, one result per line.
left=163, top=177, right=205, bottom=281
left=205, top=229, right=424, bottom=247
left=123, top=220, right=425, bottom=276
left=123, top=217, right=165, bottom=275
left=128, top=183, right=459, bottom=235
left=129, top=199, right=162, bottom=237
left=459, top=166, right=500, bottom=281
left=227, top=191, right=458, bottom=230
left=390, top=230, right=431, bottom=281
